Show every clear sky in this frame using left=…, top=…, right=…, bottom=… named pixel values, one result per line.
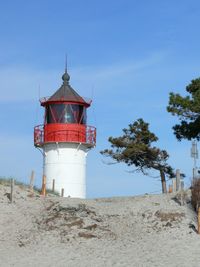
left=0, top=0, right=200, bottom=198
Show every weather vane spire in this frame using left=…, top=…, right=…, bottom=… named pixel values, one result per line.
left=62, top=54, right=70, bottom=83
left=65, top=54, right=68, bottom=73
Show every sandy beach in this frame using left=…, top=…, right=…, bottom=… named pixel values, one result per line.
left=0, top=183, right=200, bottom=267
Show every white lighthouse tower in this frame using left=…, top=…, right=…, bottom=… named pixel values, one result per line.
left=34, top=69, right=96, bottom=198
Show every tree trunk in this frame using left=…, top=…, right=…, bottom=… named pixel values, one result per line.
left=160, top=170, right=167, bottom=194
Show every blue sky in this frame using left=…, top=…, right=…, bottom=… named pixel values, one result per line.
left=0, top=0, right=200, bottom=197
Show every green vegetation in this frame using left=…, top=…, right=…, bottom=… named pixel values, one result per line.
left=167, top=78, right=200, bottom=141
left=46, top=189, right=60, bottom=196
left=0, top=177, right=61, bottom=197
left=0, top=177, right=27, bottom=186
left=191, top=178, right=200, bottom=211
left=100, top=118, right=174, bottom=193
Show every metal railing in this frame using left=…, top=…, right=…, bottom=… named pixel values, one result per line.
left=34, top=125, right=44, bottom=147
left=34, top=124, right=96, bottom=147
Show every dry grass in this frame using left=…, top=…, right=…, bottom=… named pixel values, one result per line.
left=33, top=201, right=108, bottom=242
left=155, top=211, right=185, bottom=222
left=84, top=224, right=98, bottom=230
left=67, top=219, right=84, bottom=228
left=78, top=232, right=97, bottom=239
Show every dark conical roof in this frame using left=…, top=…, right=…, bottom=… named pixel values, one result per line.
left=46, top=71, right=89, bottom=106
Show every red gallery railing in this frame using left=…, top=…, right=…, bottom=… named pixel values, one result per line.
left=34, top=124, right=96, bottom=147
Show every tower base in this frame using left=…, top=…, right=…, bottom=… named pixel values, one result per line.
left=43, top=142, right=87, bottom=198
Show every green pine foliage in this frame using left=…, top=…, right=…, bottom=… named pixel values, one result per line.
left=167, top=78, right=200, bottom=141
left=101, top=119, right=174, bottom=193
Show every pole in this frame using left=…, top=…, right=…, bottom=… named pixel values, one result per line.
left=176, top=169, right=181, bottom=192
left=30, top=170, right=35, bottom=192
left=191, top=141, right=198, bottom=181
left=61, top=188, right=64, bottom=197
left=10, top=178, right=14, bottom=203
left=198, top=207, right=200, bottom=234
left=172, top=178, right=176, bottom=193
left=193, top=168, right=195, bottom=181
left=52, top=179, right=55, bottom=192
left=168, top=185, right=172, bottom=193
left=41, top=175, right=46, bottom=196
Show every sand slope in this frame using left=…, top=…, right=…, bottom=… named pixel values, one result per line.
left=0, top=184, right=200, bottom=267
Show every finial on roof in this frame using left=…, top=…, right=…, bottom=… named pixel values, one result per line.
left=62, top=71, right=70, bottom=83
left=62, top=54, right=70, bottom=84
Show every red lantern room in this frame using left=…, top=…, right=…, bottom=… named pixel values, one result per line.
left=34, top=70, right=96, bottom=148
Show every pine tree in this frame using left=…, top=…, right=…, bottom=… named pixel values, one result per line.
left=167, top=78, right=200, bottom=140
left=100, top=119, right=174, bottom=193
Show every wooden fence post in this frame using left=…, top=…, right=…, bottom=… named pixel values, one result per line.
left=198, top=207, right=200, bottom=234
left=193, top=168, right=197, bottom=181
left=41, top=175, right=46, bottom=196
left=168, top=185, right=173, bottom=193
left=10, top=178, right=14, bottom=203
left=181, top=180, right=184, bottom=190
left=172, top=178, right=176, bottom=193
left=176, top=169, right=181, bottom=192
left=52, top=179, right=55, bottom=192
left=29, top=170, right=35, bottom=192
left=61, top=188, right=64, bottom=197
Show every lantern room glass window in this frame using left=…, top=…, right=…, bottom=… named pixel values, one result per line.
left=46, top=104, right=86, bottom=124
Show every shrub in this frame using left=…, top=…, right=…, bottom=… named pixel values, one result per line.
left=191, top=178, right=200, bottom=211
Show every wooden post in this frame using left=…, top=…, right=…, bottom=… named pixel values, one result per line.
left=61, top=188, right=64, bottom=197
left=29, top=170, right=35, bottom=192
left=181, top=180, right=184, bottom=190
left=193, top=168, right=197, bottom=183
left=160, top=170, right=167, bottom=194
left=10, top=178, right=14, bottom=203
left=41, top=175, right=46, bottom=196
left=176, top=169, right=181, bottom=192
left=181, top=193, right=185, bottom=206
left=168, top=185, right=173, bottom=193
left=52, top=179, right=55, bottom=192
left=172, top=178, right=176, bottom=193
left=180, top=178, right=185, bottom=206
left=198, top=207, right=200, bottom=234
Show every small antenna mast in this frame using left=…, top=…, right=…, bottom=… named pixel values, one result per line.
left=191, top=140, right=198, bottom=180
left=65, top=54, right=68, bottom=73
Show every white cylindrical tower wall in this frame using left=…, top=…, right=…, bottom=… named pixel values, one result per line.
left=43, top=143, right=87, bottom=198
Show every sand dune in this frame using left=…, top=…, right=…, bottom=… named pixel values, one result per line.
left=0, top=183, right=200, bottom=267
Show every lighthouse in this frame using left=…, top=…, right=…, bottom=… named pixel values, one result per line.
left=34, top=69, right=96, bottom=198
